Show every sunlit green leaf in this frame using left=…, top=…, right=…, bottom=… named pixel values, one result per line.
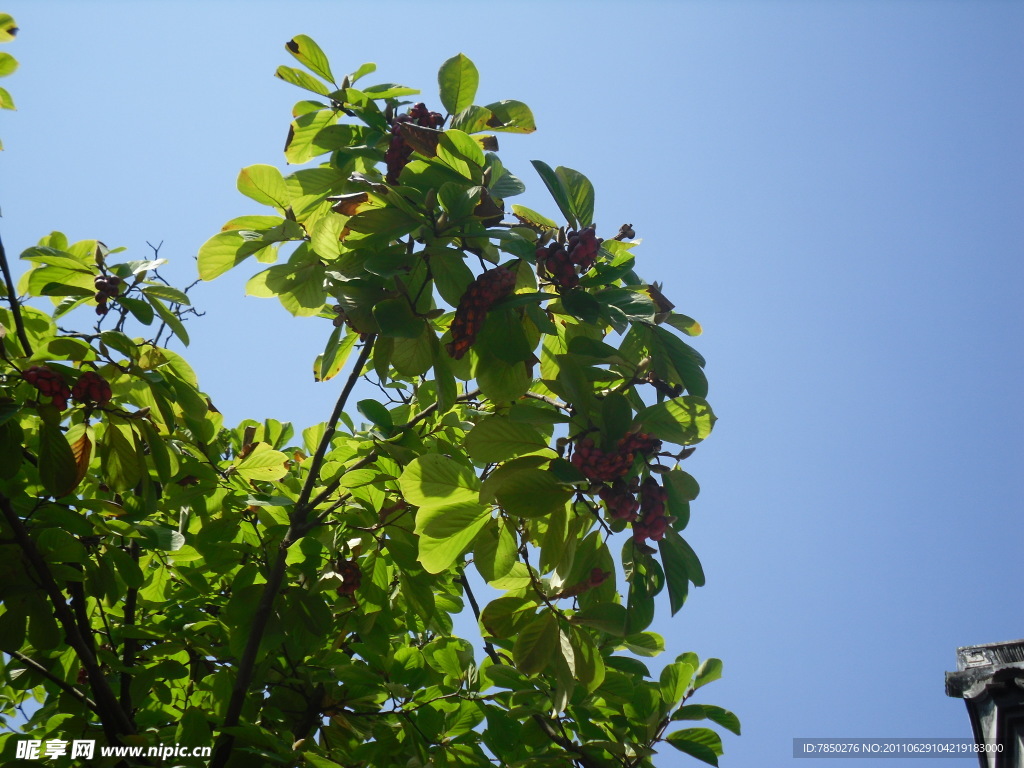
left=635, top=396, right=716, bottom=446
left=237, top=164, right=292, bottom=209
left=234, top=443, right=289, bottom=481
left=666, top=728, right=723, bottom=766
left=465, top=416, right=550, bottom=464
left=438, top=53, right=479, bottom=114
left=285, top=35, right=335, bottom=82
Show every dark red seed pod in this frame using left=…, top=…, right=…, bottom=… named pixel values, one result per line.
left=71, top=371, right=112, bottom=406
left=386, top=103, right=445, bottom=184
left=335, top=559, right=362, bottom=596
left=446, top=266, right=516, bottom=360
left=23, top=366, right=71, bottom=410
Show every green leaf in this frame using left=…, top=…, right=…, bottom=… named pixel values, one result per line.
left=484, top=100, right=536, bottom=134
left=316, top=328, right=357, bottom=382
left=197, top=221, right=304, bottom=280
left=101, top=422, right=143, bottom=492
left=147, top=295, right=190, bottom=346
left=555, top=166, right=596, bottom=228
left=99, top=330, right=139, bottom=361
left=399, top=454, right=481, bottom=512
left=664, top=528, right=705, bottom=588
left=0, top=14, right=16, bottom=43
left=438, top=53, right=479, bottom=114
left=531, top=160, right=577, bottom=229
left=510, top=204, right=558, bottom=231
left=480, top=596, right=537, bottom=638
left=651, top=325, right=708, bottom=398
left=474, top=519, right=517, bottom=583
left=118, top=296, right=155, bottom=325
left=237, top=164, right=291, bottom=209
left=176, top=709, right=214, bottom=757
left=303, top=754, right=344, bottom=768
left=513, top=611, right=559, bottom=676
left=357, top=399, right=394, bottom=432
left=285, top=35, right=335, bottom=82
left=39, top=421, right=79, bottom=498
left=635, top=396, right=716, bottom=446
left=283, top=109, right=340, bottom=164
left=672, top=705, right=741, bottom=735
left=660, top=661, right=695, bottom=709
left=275, top=64, right=330, bottom=96
left=428, top=248, right=474, bottom=306
left=234, top=443, right=289, bottom=481
left=571, top=602, right=627, bottom=637
left=0, top=86, right=13, bottom=111
left=667, top=312, right=703, bottom=336
left=621, top=631, right=664, bottom=657
left=695, top=657, right=723, bottom=690
left=476, top=357, right=529, bottom=403
left=490, top=468, right=571, bottom=519
left=0, top=52, right=18, bottom=77
left=36, top=528, right=87, bottom=563
left=450, top=105, right=494, bottom=133
left=137, top=525, right=186, bottom=552
left=465, top=416, right=550, bottom=464
left=656, top=541, right=687, bottom=617
left=372, top=298, right=424, bottom=339
left=665, top=728, right=723, bottom=766
left=437, top=129, right=485, bottom=181
left=415, top=503, right=491, bottom=574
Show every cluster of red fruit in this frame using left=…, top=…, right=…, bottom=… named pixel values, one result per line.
left=93, top=274, right=121, bottom=317
left=570, top=431, right=661, bottom=482
left=23, top=367, right=112, bottom=411
left=445, top=266, right=516, bottom=360
left=536, top=226, right=602, bottom=289
left=335, top=558, right=362, bottom=597
left=632, top=477, right=670, bottom=546
left=385, top=102, right=444, bottom=184
left=599, top=478, right=641, bottom=521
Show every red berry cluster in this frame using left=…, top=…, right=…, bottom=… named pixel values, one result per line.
left=72, top=371, right=112, bottom=407
left=536, top=226, right=602, bottom=289
left=385, top=102, right=444, bottom=184
left=94, top=274, right=121, bottom=317
left=599, top=478, right=641, bottom=521
left=445, top=266, right=516, bottom=360
left=633, top=477, right=670, bottom=545
left=335, top=558, right=362, bottom=597
left=23, top=366, right=72, bottom=410
left=570, top=432, right=661, bottom=482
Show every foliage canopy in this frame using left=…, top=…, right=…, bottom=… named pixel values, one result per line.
left=0, top=20, right=736, bottom=768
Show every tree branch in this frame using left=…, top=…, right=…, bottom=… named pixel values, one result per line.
left=0, top=491, right=136, bottom=744
left=119, top=540, right=140, bottom=719
left=209, top=543, right=289, bottom=768
left=293, top=334, right=376, bottom=528
left=0, top=231, right=33, bottom=356
left=456, top=570, right=502, bottom=665
left=211, top=335, right=376, bottom=768
left=8, top=650, right=97, bottom=711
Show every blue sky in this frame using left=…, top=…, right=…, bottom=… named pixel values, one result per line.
left=3, top=1, right=1022, bottom=765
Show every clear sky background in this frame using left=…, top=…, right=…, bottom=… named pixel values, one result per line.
left=2, top=1, right=1022, bottom=765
